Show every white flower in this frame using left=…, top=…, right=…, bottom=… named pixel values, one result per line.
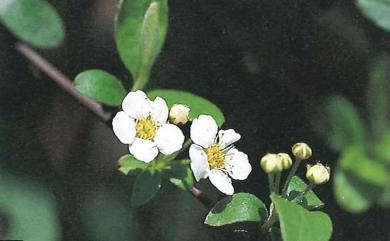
left=189, top=115, right=252, bottom=195
left=112, top=90, right=185, bottom=163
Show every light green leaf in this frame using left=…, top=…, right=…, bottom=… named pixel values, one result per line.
left=357, top=0, right=390, bottom=32
left=115, top=0, right=168, bottom=89
left=286, top=176, right=324, bottom=210
left=366, top=55, right=390, bottom=140
left=317, top=96, right=365, bottom=151
left=0, top=0, right=64, bottom=48
left=334, top=169, right=373, bottom=213
left=74, top=70, right=126, bottom=106
left=166, top=160, right=194, bottom=191
left=148, top=89, right=225, bottom=127
left=272, top=195, right=332, bottom=241
left=372, top=131, right=390, bottom=163
left=204, top=193, right=268, bottom=226
left=339, top=145, right=389, bottom=187
left=118, top=154, right=148, bottom=175
left=131, top=170, right=161, bottom=207
left=0, top=171, right=60, bottom=241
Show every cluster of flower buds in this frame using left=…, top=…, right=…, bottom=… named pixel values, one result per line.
left=260, top=142, right=330, bottom=186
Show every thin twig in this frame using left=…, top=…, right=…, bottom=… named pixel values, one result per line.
left=15, top=42, right=112, bottom=122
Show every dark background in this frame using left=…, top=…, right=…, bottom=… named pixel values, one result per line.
left=0, top=0, right=389, bottom=240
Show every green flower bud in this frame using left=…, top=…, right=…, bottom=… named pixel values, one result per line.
left=306, top=163, right=330, bottom=185
left=260, top=153, right=283, bottom=174
left=169, top=104, right=190, bottom=125
left=292, top=142, right=312, bottom=160
left=278, top=153, right=292, bottom=169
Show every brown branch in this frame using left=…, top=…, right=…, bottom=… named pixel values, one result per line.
left=15, top=42, right=112, bottom=122
left=15, top=42, right=209, bottom=206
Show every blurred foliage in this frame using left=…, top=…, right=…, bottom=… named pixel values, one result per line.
left=0, top=0, right=64, bottom=48
left=315, top=55, right=390, bottom=213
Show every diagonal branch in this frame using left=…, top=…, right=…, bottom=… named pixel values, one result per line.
left=15, top=42, right=112, bottom=122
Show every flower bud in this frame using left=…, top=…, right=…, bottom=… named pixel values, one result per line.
left=169, top=104, right=190, bottom=125
left=278, top=153, right=292, bottom=169
left=292, top=142, right=312, bottom=160
left=306, top=163, right=330, bottom=185
left=260, top=153, right=283, bottom=174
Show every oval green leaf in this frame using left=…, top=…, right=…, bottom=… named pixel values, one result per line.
left=0, top=0, right=64, bottom=48
left=315, top=96, right=365, bottom=151
left=286, top=176, right=324, bottom=210
left=166, top=159, right=194, bottom=191
left=357, top=0, right=390, bottom=32
left=0, top=171, right=60, bottom=241
left=115, top=0, right=168, bottom=87
left=272, top=194, right=332, bottom=241
left=131, top=170, right=161, bottom=207
left=204, top=193, right=268, bottom=226
left=334, top=169, right=372, bottom=213
left=74, top=70, right=126, bottom=107
left=148, top=89, right=225, bottom=127
left=118, top=154, right=148, bottom=175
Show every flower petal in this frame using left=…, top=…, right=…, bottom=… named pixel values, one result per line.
left=129, top=138, right=158, bottom=163
left=217, top=129, right=241, bottom=149
left=209, top=169, right=234, bottom=195
left=189, top=144, right=210, bottom=181
left=112, top=111, right=136, bottom=144
left=225, top=149, right=252, bottom=180
left=122, top=90, right=151, bottom=119
left=190, top=115, right=218, bottom=148
left=150, top=97, right=169, bottom=124
left=154, top=124, right=185, bottom=155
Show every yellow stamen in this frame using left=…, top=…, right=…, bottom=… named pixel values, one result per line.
left=135, top=116, right=157, bottom=140
left=206, top=145, right=225, bottom=169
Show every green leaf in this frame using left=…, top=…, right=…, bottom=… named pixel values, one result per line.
left=0, top=0, right=64, bottom=48
left=357, top=0, right=390, bottom=32
left=204, top=193, right=268, bottom=226
left=115, top=0, right=168, bottom=89
left=0, top=171, right=60, bottom=241
left=334, top=169, right=373, bottom=213
left=372, top=131, right=390, bottom=163
left=74, top=70, right=126, bottom=106
left=339, top=145, right=389, bottom=187
left=366, top=55, right=390, bottom=140
left=131, top=170, right=161, bottom=207
left=286, top=176, right=324, bottom=210
left=166, top=160, right=194, bottom=191
left=272, top=195, right=332, bottom=241
left=148, top=89, right=225, bottom=127
left=317, top=96, right=365, bottom=151
left=118, top=154, right=148, bottom=175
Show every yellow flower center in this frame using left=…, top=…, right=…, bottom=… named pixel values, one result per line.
left=135, top=116, right=157, bottom=140
left=206, top=145, right=225, bottom=169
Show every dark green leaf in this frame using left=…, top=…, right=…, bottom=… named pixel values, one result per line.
left=357, top=0, right=390, bottom=32
left=204, top=193, right=268, bottom=226
left=166, top=160, right=194, bottom=191
left=316, top=96, right=365, bottom=151
left=131, top=170, right=161, bottom=207
left=115, top=0, right=168, bottom=89
left=0, top=0, right=64, bottom=48
left=366, top=55, right=390, bottom=140
left=148, top=89, right=225, bottom=127
left=272, top=195, right=333, bottom=241
left=0, top=171, right=60, bottom=240
left=286, top=176, right=324, bottom=210
left=118, top=154, right=148, bottom=175
left=74, top=70, right=126, bottom=106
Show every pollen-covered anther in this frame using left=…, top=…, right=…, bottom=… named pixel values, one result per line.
left=206, top=145, right=225, bottom=169
left=135, top=116, right=157, bottom=140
